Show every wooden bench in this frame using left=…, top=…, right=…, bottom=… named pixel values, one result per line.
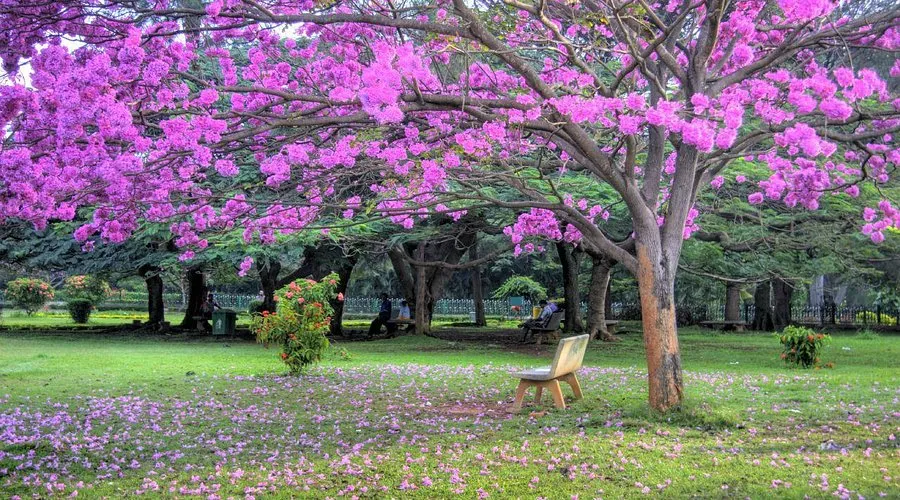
left=511, top=334, right=589, bottom=412
left=521, top=311, right=564, bottom=344
left=387, top=318, right=415, bottom=333
left=700, top=320, right=746, bottom=332
left=605, top=320, right=620, bottom=335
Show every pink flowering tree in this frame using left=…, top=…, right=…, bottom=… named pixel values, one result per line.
left=1, top=0, right=898, bottom=411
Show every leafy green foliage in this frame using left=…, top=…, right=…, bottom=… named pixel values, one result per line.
left=854, top=311, right=897, bottom=326
left=251, top=273, right=340, bottom=373
left=66, top=299, right=93, bottom=324
left=5, top=278, right=54, bottom=315
left=778, top=326, right=830, bottom=368
left=63, top=275, right=110, bottom=305
left=490, top=275, right=547, bottom=301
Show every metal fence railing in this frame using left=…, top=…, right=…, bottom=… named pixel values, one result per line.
left=341, top=297, right=537, bottom=317
left=609, top=302, right=899, bottom=327
left=2, top=288, right=897, bottom=327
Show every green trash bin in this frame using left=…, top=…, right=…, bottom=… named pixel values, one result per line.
left=212, top=309, right=236, bottom=336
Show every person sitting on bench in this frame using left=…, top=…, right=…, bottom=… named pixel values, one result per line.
left=198, top=292, right=220, bottom=332
left=368, top=293, right=394, bottom=337
left=522, top=300, right=553, bottom=329
left=398, top=300, right=411, bottom=320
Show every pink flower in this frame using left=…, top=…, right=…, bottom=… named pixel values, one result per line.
left=238, top=256, right=254, bottom=277
left=748, top=192, right=765, bottom=205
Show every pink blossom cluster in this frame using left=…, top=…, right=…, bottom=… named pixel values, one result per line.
left=0, top=0, right=896, bottom=262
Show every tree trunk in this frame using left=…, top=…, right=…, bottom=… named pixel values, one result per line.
left=752, top=281, right=775, bottom=331
left=179, top=268, right=206, bottom=329
left=635, top=244, right=683, bottom=412
left=414, top=242, right=429, bottom=335
left=139, top=265, right=165, bottom=325
left=772, top=278, right=793, bottom=331
left=257, top=261, right=281, bottom=313
left=557, top=242, right=584, bottom=333
left=724, top=282, right=741, bottom=323
left=469, top=243, right=486, bottom=327
left=327, top=258, right=356, bottom=337
left=587, top=256, right=616, bottom=341
left=605, top=276, right=612, bottom=318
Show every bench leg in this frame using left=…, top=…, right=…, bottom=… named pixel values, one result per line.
left=563, top=373, right=583, bottom=400
left=534, top=385, right=543, bottom=404
left=547, top=380, right=565, bottom=409
left=512, top=379, right=530, bottom=412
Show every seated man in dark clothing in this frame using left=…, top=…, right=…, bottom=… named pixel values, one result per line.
left=368, top=293, right=392, bottom=337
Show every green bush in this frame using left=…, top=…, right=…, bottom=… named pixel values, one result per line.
left=63, top=275, right=110, bottom=305
left=5, top=278, right=55, bottom=315
left=854, top=311, right=897, bottom=326
left=251, top=274, right=339, bottom=374
left=67, top=299, right=94, bottom=324
left=248, top=300, right=264, bottom=314
left=778, top=326, right=829, bottom=368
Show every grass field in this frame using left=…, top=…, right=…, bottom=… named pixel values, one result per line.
left=0, top=327, right=897, bottom=498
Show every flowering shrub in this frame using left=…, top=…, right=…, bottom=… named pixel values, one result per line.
left=251, top=273, right=339, bottom=374
left=63, top=275, right=111, bottom=305
left=5, top=278, right=54, bottom=315
left=778, top=326, right=829, bottom=368
left=67, top=299, right=93, bottom=324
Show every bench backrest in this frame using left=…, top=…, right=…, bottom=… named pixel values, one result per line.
left=542, top=311, right=564, bottom=330
left=548, top=334, right=589, bottom=378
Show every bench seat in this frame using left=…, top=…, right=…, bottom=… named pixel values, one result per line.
left=514, top=367, right=555, bottom=381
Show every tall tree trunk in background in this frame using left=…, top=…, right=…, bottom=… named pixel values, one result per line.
left=180, top=268, right=206, bottom=329
left=587, top=256, right=615, bottom=341
left=469, top=242, right=486, bottom=326
left=772, top=278, right=793, bottom=331
left=327, top=257, right=356, bottom=337
left=605, top=276, right=612, bottom=318
left=388, top=229, right=477, bottom=334
left=724, top=282, right=741, bottom=323
left=752, top=281, right=775, bottom=331
left=257, top=261, right=281, bottom=313
left=414, top=242, right=428, bottom=335
left=557, top=242, right=584, bottom=332
left=138, top=265, right=165, bottom=325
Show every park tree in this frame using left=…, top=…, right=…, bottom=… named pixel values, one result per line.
left=1, top=1, right=898, bottom=411
left=683, top=160, right=900, bottom=330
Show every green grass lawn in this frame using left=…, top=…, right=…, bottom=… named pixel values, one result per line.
left=0, top=327, right=897, bottom=498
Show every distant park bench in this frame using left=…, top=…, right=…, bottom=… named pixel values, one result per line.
left=700, top=320, right=746, bottom=332
left=387, top=309, right=414, bottom=332
left=511, top=334, right=589, bottom=412
left=521, top=311, right=564, bottom=344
